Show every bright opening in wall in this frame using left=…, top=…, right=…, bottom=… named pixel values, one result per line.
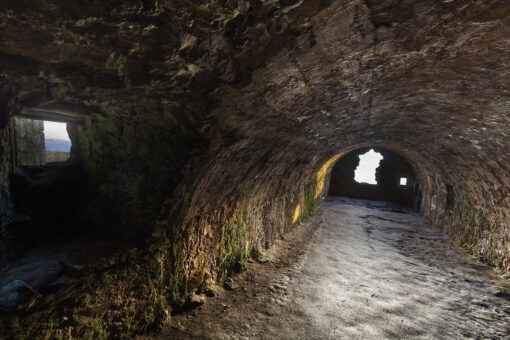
left=44, top=121, right=71, bottom=162
left=400, top=177, right=407, bottom=186
left=354, top=149, right=383, bottom=185
left=13, top=118, right=72, bottom=166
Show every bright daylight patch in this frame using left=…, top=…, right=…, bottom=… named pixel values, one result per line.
left=354, top=149, right=383, bottom=185
left=44, top=121, right=72, bottom=157
left=400, top=177, right=407, bottom=186
left=44, top=121, right=70, bottom=141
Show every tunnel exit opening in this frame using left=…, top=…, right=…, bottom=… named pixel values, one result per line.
left=354, top=149, right=383, bottom=185
left=328, top=147, right=419, bottom=208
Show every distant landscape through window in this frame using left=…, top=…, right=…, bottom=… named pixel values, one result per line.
left=44, top=121, right=71, bottom=162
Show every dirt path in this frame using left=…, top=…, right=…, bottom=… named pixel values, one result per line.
left=142, top=197, right=510, bottom=339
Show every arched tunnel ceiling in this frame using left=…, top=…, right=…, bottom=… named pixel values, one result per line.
left=1, top=1, right=510, bottom=337
left=1, top=0, right=509, bottom=272
left=217, top=2, right=510, bottom=156
left=1, top=0, right=509, bottom=153
left=1, top=0, right=509, bottom=268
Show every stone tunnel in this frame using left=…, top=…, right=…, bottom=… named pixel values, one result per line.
left=0, top=0, right=510, bottom=338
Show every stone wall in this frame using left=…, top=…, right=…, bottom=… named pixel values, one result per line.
left=68, top=93, right=209, bottom=240
left=0, top=123, right=11, bottom=267
left=0, top=0, right=510, bottom=338
left=14, top=117, right=45, bottom=166
left=0, top=78, right=15, bottom=267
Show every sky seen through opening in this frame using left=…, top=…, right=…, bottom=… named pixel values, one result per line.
left=44, top=121, right=70, bottom=141
left=354, top=149, right=383, bottom=185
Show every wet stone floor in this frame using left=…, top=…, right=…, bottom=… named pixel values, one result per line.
left=144, top=197, right=510, bottom=340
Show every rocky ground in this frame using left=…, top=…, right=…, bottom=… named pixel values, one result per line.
left=141, top=197, right=510, bottom=339
left=0, top=235, right=129, bottom=310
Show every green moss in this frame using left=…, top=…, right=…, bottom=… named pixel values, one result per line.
left=1, top=194, right=192, bottom=339
left=250, top=247, right=263, bottom=261
left=218, top=210, right=249, bottom=281
left=303, top=172, right=317, bottom=218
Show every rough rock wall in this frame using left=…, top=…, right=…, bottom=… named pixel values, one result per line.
left=0, top=1, right=337, bottom=337
left=328, top=148, right=418, bottom=207
left=13, top=117, right=45, bottom=166
left=0, top=0, right=329, bottom=240
left=0, top=0, right=509, bottom=338
left=204, top=0, right=510, bottom=273
left=0, top=79, right=19, bottom=267
left=69, top=93, right=209, bottom=239
left=0, top=124, right=11, bottom=267
left=171, top=142, right=321, bottom=284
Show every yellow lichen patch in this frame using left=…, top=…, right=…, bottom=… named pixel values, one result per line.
left=293, top=204, right=301, bottom=224
left=315, top=153, right=344, bottom=198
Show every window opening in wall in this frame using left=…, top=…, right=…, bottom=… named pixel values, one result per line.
left=354, top=149, right=383, bottom=185
left=400, top=177, right=407, bottom=186
left=44, top=121, right=71, bottom=163
left=13, top=117, right=72, bottom=166
left=446, top=184, right=454, bottom=211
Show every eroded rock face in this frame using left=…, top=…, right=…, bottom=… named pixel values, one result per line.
left=209, top=0, right=510, bottom=274
left=0, top=0, right=509, bottom=338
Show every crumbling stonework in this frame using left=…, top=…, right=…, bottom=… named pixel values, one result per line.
left=0, top=0, right=509, bottom=338
left=14, top=118, right=45, bottom=166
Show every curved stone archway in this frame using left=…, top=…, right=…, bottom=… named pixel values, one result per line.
left=328, top=147, right=419, bottom=207
left=0, top=0, right=509, bottom=338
